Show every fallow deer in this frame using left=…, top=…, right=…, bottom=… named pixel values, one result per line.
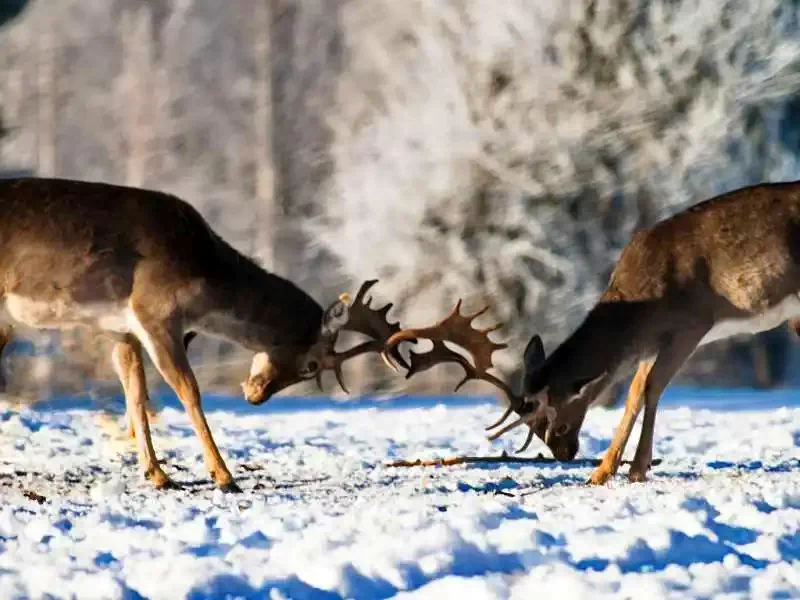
left=0, top=177, right=407, bottom=492
left=383, top=180, right=800, bottom=484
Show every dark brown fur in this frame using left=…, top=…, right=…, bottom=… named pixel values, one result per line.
left=0, top=177, right=333, bottom=492
left=521, top=181, right=800, bottom=481
left=0, top=177, right=323, bottom=350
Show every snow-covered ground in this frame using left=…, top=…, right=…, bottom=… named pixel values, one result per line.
left=0, top=387, right=799, bottom=599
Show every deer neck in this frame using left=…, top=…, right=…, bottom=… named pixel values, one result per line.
left=193, top=250, right=324, bottom=354
left=546, top=299, right=650, bottom=395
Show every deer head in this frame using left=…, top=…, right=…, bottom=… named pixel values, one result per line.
left=242, top=279, right=409, bottom=404
left=490, top=309, right=621, bottom=460
left=379, top=300, right=581, bottom=460
left=515, top=340, right=608, bottom=460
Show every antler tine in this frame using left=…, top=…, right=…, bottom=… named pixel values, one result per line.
left=322, top=280, right=411, bottom=394
left=383, top=301, right=508, bottom=370
left=320, top=340, right=376, bottom=395
left=484, top=405, right=540, bottom=453
left=517, top=426, right=536, bottom=454
left=347, top=278, right=378, bottom=314
left=485, top=411, right=536, bottom=442
left=346, top=282, right=410, bottom=368
left=381, top=298, right=542, bottom=453
left=484, top=405, right=514, bottom=431
left=401, top=340, right=517, bottom=401
left=402, top=342, right=535, bottom=454
left=384, top=300, right=515, bottom=397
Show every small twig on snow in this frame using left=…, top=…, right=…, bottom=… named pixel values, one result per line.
left=384, top=453, right=663, bottom=468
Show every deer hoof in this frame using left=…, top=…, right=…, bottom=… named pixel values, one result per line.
left=628, top=467, right=649, bottom=483
left=157, top=478, right=183, bottom=491
left=219, top=481, right=243, bottom=494
left=587, top=466, right=614, bottom=485
left=148, top=468, right=180, bottom=490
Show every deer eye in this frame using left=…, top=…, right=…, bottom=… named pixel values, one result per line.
left=299, top=358, right=320, bottom=378
left=556, top=423, right=570, bottom=436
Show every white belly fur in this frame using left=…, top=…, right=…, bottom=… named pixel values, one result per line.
left=699, top=294, right=800, bottom=346
left=0, top=293, right=133, bottom=334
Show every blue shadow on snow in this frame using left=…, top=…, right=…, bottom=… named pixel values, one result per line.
left=23, top=384, right=800, bottom=418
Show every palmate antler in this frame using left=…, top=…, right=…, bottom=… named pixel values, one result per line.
left=380, top=300, right=542, bottom=454
left=320, top=280, right=411, bottom=393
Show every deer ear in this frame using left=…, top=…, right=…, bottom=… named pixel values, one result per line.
left=523, top=334, right=545, bottom=369
left=321, top=294, right=351, bottom=336
left=521, top=335, right=546, bottom=395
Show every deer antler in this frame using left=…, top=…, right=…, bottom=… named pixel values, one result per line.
left=381, top=300, right=541, bottom=454
left=320, top=279, right=411, bottom=394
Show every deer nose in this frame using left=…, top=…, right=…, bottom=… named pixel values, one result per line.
left=243, top=376, right=281, bottom=405
left=552, top=442, right=578, bottom=461
left=548, top=429, right=579, bottom=461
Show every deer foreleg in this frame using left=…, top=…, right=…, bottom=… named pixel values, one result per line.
left=129, top=308, right=240, bottom=493
left=628, top=330, right=705, bottom=482
left=588, top=360, right=653, bottom=485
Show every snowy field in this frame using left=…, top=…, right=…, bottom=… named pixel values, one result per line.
left=0, top=387, right=799, bottom=599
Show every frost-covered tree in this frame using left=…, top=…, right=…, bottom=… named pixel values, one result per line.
left=0, top=0, right=277, bottom=397
left=2, top=0, right=800, bottom=401
left=314, top=0, right=800, bottom=392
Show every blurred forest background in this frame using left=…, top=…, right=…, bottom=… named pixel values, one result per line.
left=2, top=0, right=800, bottom=406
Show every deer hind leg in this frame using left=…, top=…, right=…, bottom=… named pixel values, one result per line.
left=125, top=384, right=158, bottom=442
left=109, top=343, right=136, bottom=445
left=112, top=344, right=157, bottom=443
left=127, top=398, right=160, bottom=440
left=628, top=330, right=705, bottom=483
left=588, top=360, right=654, bottom=485
left=111, top=338, right=176, bottom=489
left=129, top=308, right=240, bottom=493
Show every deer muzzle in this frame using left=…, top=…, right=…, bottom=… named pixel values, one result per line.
left=241, top=374, right=283, bottom=405
left=242, top=352, right=283, bottom=405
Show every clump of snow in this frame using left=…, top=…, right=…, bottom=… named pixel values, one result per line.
left=0, top=388, right=798, bottom=599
